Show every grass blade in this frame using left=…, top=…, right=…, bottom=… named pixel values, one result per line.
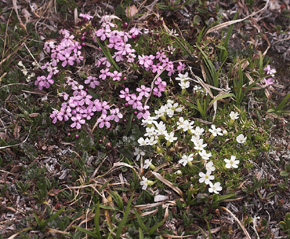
left=95, top=38, right=120, bottom=71
left=94, top=203, right=102, bottom=239
left=134, top=209, right=148, bottom=232
left=148, top=219, right=165, bottom=235
left=45, top=207, right=65, bottom=226
left=209, top=93, right=235, bottom=105
left=276, top=92, right=290, bottom=112
left=115, top=193, right=134, bottom=239
left=73, top=226, right=98, bottom=238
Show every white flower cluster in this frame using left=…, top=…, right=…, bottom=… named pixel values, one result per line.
left=137, top=106, right=244, bottom=195
left=137, top=100, right=183, bottom=146
left=175, top=72, right=191, bottom=90
left=18, top=61, right=37, bottom=82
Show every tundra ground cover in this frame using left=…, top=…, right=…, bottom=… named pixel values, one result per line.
left=0, top=1, right=290, bottom=238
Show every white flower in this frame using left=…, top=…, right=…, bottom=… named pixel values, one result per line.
left=178, top=154, right=194, bottom=166
left=175, top=72, right=191, bottom=82
left=134, top=147, right=145, bottom=161
left=18, top=61, right=24, bottom=67
left=236, top=134, right=247, bottom=144
left=138, top=137, right=146, bottom=146
left=165, top=132, right=177, bottom=142
left=191, top=126, right=204, bottom=137
left=194, top=139, right=207, bottom=151
left=175, top=170, right=182, bottom=175
left=143, top=159, right=152, bottom=169
left=193, top=85, right=202, bottom=91
left=154, top=194, right=169, bottom=202
left=166, top=102, right=183, bottom=117
left=191, top=135, right=200, bottom=143
left=144, top=127, right=157, bottom=137
left=154, top=106, right=167, bottom=118
left=182, top=120, right=194, bottom=132
left=205, top=161, right=215, bottom=173
left=208, top=182, right=222, bottom=194
left=209, top=125, right=223, bottom=137
left=199, top=150, right=212, bottom=160
left=177, top=117, right=186, bottom=131
left=229, top=111, right=239, bottom=120
left=153, top=121, right=167, bottom=136
left=145, top=136, right=158, bottom=146
left=141, top=116, right=157, bottom=126
left=178, top=81, right=190, bottom=89
left=140, top=176, right=149, bottom=190
left=199, top=172, right=214, bottom=185
left=224, top=155, right=239, bottom=169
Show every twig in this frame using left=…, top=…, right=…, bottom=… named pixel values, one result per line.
left=2, top=10, right=13, bottom=60
left=0, top=127, right=31, bottom=150
left=220, top=206, right=251, bottom=239
left=23, top=43, right=42, bottom=68
left=12, top=0, right=27, bottom=32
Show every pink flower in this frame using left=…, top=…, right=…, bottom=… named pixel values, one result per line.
left=97, top=114, right=111, bottom=128
left=136, top=105, right=150, bottom=119
left=71, top=114, right=85, bottom=129
left=153, top=87, right=162, bottom=97
left=110, top=71, right=122, bottom=81
left=128, top=94, right=142, bottom=109
left=84, top=76, right=100, bottom=88
left=110, top=108, right=123, bottom=122
left=264, top=78, right=274, bottom=85
left=155, top=77, right=166, bottom=91
left=136, top=85, right=151, bottom=98
left=120, top=88, right=131, bottom=101
left=177, top=62, right=186, bottom=72
left=264, top=65, right=276, bottom=75
left=35, top=75, right=54, bottom=90
left=99, top=68, right=110, bottom=80
left=79, top=13, right=93, bottom=21
left=95, top=29, right=107, bottom=41
left=129, top=27, right=142, bottom=36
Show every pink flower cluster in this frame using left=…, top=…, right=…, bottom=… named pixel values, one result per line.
left=138, top=51, right=176, bottom=76
left=95, top=16, right=136, bottom=64
left=120, top=86, right=150, bottom=119
left=36, top=29, right=84, bottom=90
left=50, top=77, right=123, bottom=129
left=41, top=14, right=188, bottom=131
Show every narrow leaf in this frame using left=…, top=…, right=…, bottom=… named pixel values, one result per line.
left=115, top=193, right=134, bottom=238
left=134, top=209, right=148, bottom=232
left=73, top=226, right=98, bottom=238
left=94, top=203, right=102, bottom=239
left=209, top=93, right=235, bottom=105
left=148, top=219, right=165, bottom=235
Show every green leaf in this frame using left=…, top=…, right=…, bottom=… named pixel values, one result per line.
left=99, top=179, right=112, bottom=192
left=209, top=93, right=235, bottom=105
left=148, top=219, right=165, bottom=235
left=95, top=38, right=120, bottom=71
left=214, top=193, right=236, bottom=203
left=110, top=191, right=124, bottom=210
left=197, top=27, right=206, bottom=44
left=33, top=213, right=42, bottom=227
left=73, top=226, right=98, bottom=238
left=94, top=203, right=102, bottom=239
left=280, top=171, right=289, bottom=177
left=115, top=193, right=134, bottom=239
left=139, top=227, right=145, bottom=239
left=134, top=209, right=148, bottom=232
left=44, top=207, right=65, bottom=226
left=276, top=92, right=290, bottom=112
